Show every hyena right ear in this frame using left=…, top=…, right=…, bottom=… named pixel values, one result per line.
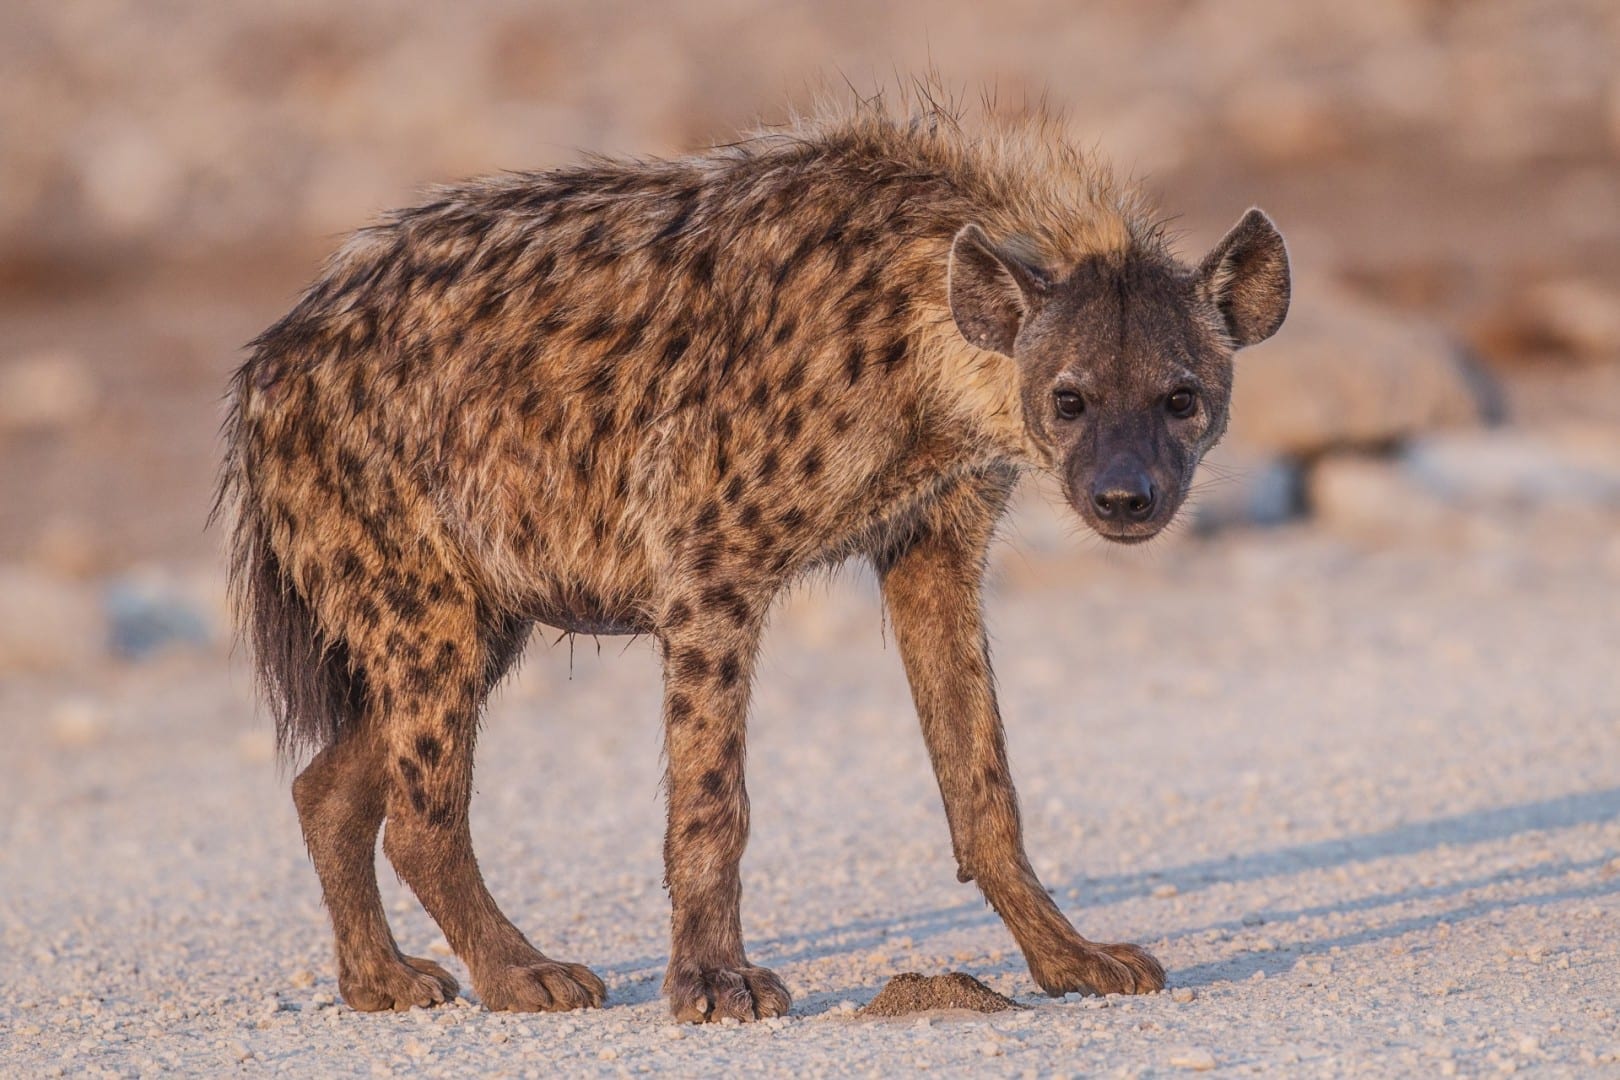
left=1196, top=208, right=1291, bottom=348
left=948, top=224, right=1049, bottom=356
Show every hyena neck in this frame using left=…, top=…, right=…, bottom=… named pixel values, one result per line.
left=911, top=300, right=1046, bottom=473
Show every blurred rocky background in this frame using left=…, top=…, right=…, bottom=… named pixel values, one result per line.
left=2, top=0, right=1619, bottom=676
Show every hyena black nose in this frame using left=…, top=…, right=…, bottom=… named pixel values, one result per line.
left=1091, top=470, right=1156, bottom=522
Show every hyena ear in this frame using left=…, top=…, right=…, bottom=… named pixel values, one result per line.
left=1196, top=208, right=1291, bottom=348
left=948, top=223, right=1049, bottom=356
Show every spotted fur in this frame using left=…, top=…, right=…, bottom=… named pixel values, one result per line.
left=217, top=94, right=1286, bottom=1020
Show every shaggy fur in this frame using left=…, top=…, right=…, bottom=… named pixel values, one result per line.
left=216, top=92, right=1287, bottom=1021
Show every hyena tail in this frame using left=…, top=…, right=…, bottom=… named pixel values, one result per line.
left=214, top=378, right=364, bottom=766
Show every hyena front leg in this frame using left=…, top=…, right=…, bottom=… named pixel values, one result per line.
left=659, top=591, right=790, bottom=1023
left=374, top=594, right=604, bottom=1013
left=291, top=722, right=459, bottom=1011
left=877, top=475, right=1166, bottom=997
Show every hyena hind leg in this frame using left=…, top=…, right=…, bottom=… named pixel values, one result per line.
left=291, top=724, right=459, bottom=1011
left=372, top=601, right=605, bottom=1013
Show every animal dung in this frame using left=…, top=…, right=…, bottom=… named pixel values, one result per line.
left=857, top=972, right=1018, bottom=1017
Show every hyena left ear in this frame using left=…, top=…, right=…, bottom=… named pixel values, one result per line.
left=948, top=224, right=1049, bottom=356
left=1196, top=208, right=1291, bottom=348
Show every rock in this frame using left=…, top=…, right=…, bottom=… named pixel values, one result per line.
left=1474, top=277, right=1620, bottom=366
left=103, top=573, right=216, bottom=660
left=1308, top=454, right=1450, bottom=538
left=50, top=699, right=109, bottom=748
left=1403, top=428, right=1620, bottom=510
left=1169, top=1047, right=1218, bottom=1071
left=0, top=566, right=102, bottom=673
left=1189, top=446, right=1304, bottom=532
left=1229, top=285, right=1499, bottom=456
left=1171, top=987, right=1198, bottom=1004
left=856, top=973, right=1018, bottom=1017
left=0, top=353, right=99, bottom=433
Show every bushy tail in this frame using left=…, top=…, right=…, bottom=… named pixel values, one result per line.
left=214, top=371, right=365, bottom=766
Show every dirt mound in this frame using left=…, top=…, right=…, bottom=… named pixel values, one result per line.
left=857, top=972, right=1018, bottom=1017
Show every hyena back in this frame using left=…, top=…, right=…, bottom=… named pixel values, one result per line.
left=218, top=102, right=1289, bottom=1021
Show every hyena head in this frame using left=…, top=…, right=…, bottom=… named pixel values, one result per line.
left=949, top=209, right=1290, bottom=543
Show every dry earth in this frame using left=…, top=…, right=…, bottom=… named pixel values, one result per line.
left=4, top=499, right=1619, bottom=1077
left=3, top=5, right=1620, bottom=1075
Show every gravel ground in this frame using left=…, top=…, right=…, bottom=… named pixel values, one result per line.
left=4, top=508, right=1619, bottom=1077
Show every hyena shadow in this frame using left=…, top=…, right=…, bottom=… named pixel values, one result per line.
left=699, top=786, right=1620, bottom=996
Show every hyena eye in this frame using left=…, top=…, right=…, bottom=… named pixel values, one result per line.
left=1166, top=388, right=1198, bottom=418
left=1053, top=390, right=1085, bottom=420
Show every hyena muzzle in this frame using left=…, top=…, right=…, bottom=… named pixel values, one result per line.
left=217, top=102, right=1289, bottom=1021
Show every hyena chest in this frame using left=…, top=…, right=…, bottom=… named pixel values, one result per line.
left=527, top=581, right=653, bottom=637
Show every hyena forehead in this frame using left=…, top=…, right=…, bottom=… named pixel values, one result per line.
left=1022, top=254, right=1235, bottom=404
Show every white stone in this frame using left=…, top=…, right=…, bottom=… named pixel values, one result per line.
left=1168, top=1047, right=1217, bottom=1071
left=1229, top=283, right=1493, bottom=456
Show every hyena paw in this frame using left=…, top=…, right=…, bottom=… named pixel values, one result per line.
left=339, top=954, right=460, bottom=1012
left=474, top=958, right=607, bottom=1012
left=665, top=962, right=792, bottom=1023
left=1029, top=940, right=1166, bottom=997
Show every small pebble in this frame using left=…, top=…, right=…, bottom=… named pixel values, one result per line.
left=1169, top=1048, right=1217, bottom=1071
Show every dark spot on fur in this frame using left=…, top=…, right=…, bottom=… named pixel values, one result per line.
left=780, top=356, right=807, bottom=394
left=666, top=599, right=692, bottom=628
left=691, top=538, right=725, bottom=575
left=800, top=450, right=823, bottom=480
left=663, top=333, right=690, bottom=366
left=668, top=692, right=693, bottom=724
left=757, top=449, right=779, bottom=482
left=717, top=652, right=741, bottom=687
left=337, top=549, right=364, bottom=582
left=714, top=414, right=731, bottom=477
left=773, top=234, right=817, bottom=289
left=701, top=769, right=726, bottom=797
left=580, top=314, right=617, bottom=346
left=433, top=640, right=459, bottom=674
left=427, top=805, right=456, bottom=829
left=688, top=246, right=716, bottom=288
left=674, top=648, right=709, bottom=680
left=383, top=579, right=425, bottom=622
left=591, top=406, right=617, bottom=443
left=398, top=757, right=422, bottom=785
left=702, top=584, right=750, bottom=626
left=355, top=596, right=382, bottom=629
left=655, top=198, right=696, bottom=244
left=414, top=734, right=443, bottom=766
left=723, top=474, right=745, bottom=504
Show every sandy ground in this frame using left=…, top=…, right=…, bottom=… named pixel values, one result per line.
left=4, top=499, right=1619, bottom=1078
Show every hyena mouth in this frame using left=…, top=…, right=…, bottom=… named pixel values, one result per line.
left=1093, top=525, right=1162, bottom=546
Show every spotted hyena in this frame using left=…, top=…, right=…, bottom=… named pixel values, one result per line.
left=217, top=99, right=1289, bottom=1021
